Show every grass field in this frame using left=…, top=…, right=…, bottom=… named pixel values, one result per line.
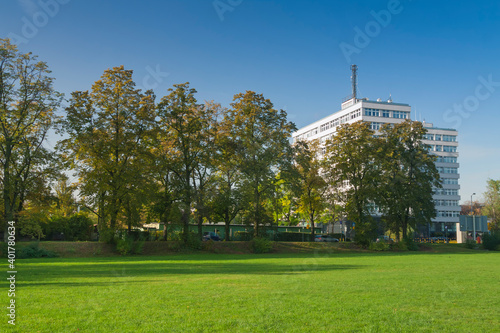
left=2, top=246, right=499, bottom=332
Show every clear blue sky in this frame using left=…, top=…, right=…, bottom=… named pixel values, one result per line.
left=2, top=0, right=499, bottom=203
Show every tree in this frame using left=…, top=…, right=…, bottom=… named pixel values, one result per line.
left=484, top=179, right=500, bottom=231
left=156, top=83, right=215, bottom=242
left=223, top=91, right=296, bottom=237
left=60, top=66, right=155, bottom=232
left=208, top=116, right=246, bottom=241
left=0, top=38, right=62, bottom=240
left=293, top=139, right=327, bottom=237
left=376, top=120, right=441, bottom=239
left=323, top=122, right=379, bottom=246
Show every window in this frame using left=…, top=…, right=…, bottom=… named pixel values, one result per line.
left=434, top=134, right=442, bottom=141
left=443, top=145, right=457, bottom=152
left=436, top=156, right=457, bottom=163
left=364, top=108, right=380, bottom=117
left=382, top=110, right=391, bottom=117
left=435, top=145, right=442, bottom=152
left=423, top=134, right=434, bottom=141
left=442, top=135, right=457, bottom=142
left=393, top=111, right=408, bottom=119
left=437, top=211, right=460, bottom=217
left=442, top=178, right=459, bottom=185
left=370, top=122, right=381, bottom=130
left=433, top=189, right=459, bottom=196
left=437, top=167, right=458, bottom=174
left=434, top=200, right=459, bottom=206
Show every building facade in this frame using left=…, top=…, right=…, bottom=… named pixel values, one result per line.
left=292, top=96, right=460, bottom=238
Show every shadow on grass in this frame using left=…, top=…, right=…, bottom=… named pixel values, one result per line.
left=16, top=258, right=364, bottom=285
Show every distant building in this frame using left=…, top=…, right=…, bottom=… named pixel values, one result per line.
left=292, top=66, right=460, bottom=238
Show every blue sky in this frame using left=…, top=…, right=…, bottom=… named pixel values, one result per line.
left=1, top=0, right=499, bottom=203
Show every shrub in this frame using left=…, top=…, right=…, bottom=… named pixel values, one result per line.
left=17, top=243, right=58, bottom=259
left=390, top=241, right=408, bottom=251
left=404, top=237, right=419, bottom=251
left=250, top=237, right=273, bottom=254
left=43, top=214, right=93, bottom=241
left=482, top=232, right=500, bottom=251
left=464, top=239, right=476, bottom=249
left=234, top=231, right=253, bottom=241
left=369, top=241, right=390, bottom=251
left=18, top=213, right=45, bottom=240
left=116, top=234, right=145, bottom=255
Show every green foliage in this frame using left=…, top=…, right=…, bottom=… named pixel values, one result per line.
left=483, top=179, right=500, bottom=231
left=250, top=237, right=273, bottom=253
left=224, top=90, right=296, bottom=236
left=369, top=241, right=390, bottom=251
left=482, top=232, right=500, bottom=251
left=43, top=214, right=93, bottom=241
left=116, top=236, right=145, bottom=255
left=293, top=140, right=327, bottom=235
left=60, top=65, right=156, bottom=230
left=323, top=122, right=379, bottom=247
left=16, top=243, right=58, bottom=259
left=390, top=241, right=408, bottom=251
left=404, top=237, right=420, bottom=251
left=464, top=239, right=476, bottom=249
left=18, top=212, right=46, bottom=240
left=376, top=120, right=440, bottom=239
left=0, top=38, right=62, bottom=240
left=234, top=231, right=253, bottom=241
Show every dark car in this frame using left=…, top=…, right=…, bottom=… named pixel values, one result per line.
left=203, top=231, right=221, bottom=241
left=314, top=235, right=339, bottom=242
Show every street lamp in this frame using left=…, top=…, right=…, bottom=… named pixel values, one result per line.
left=471, top=193, right=476, bottom=242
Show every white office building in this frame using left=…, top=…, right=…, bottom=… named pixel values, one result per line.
left=292, top=75, right=460, bottom=238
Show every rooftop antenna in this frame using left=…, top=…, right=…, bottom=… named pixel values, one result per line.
left=351, top=64, right=358, bottom=101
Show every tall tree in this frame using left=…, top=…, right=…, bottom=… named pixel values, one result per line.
left=223, top=91, right=296, bottom=237
left=209, top=116, right=246, bottom=241
left=156, top=83, right=215, bottom=242
left=293, top=139, right=327, bottom=237
left=483, top=179, right=500, bottom=231
left=60, top=66, right=155, bottom=232
left=0, top=38, right=62, bottom=240
left=323, top=122, right=379, bottom=246
left=376, top=120, right=441, bottom=239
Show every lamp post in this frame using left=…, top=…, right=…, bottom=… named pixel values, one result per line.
left=471, top=193, right=476, bottom=242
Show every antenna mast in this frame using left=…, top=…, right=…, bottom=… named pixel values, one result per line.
left=351, top=64, right=358, bottom=101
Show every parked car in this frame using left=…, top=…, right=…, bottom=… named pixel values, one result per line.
left=203, top=231, right=221, bottom=241
left=314, top=235, right=339, bottom=242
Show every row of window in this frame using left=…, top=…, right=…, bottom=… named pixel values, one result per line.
left=436, top=211, right=460, bottom=218
left=295, top=127, right=318, bottom=141
left=442, top=178, right=459, bottom=185
left=319, top=109, right=362, bottom=132
left=434, top=200, right=459, bottom=206
left=428, top=145, right=457, bottom=152
left=433, top=189, right=459, bottom=196
left=364, top=108, right=410, bottom=119
left=436, top=156, right=458, bottom=163
left=423, top=134, right=457, bottom=142
left=437, top=167, right=458, bottom=174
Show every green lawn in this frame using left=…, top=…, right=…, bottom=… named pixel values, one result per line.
left=2, top=249, right=500, bottom=332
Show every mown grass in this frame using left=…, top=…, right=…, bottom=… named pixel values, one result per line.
left=2, top=248, right=499, bottom=332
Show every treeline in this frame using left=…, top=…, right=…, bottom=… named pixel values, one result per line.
left=1, top=38, right=445, bottom=245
